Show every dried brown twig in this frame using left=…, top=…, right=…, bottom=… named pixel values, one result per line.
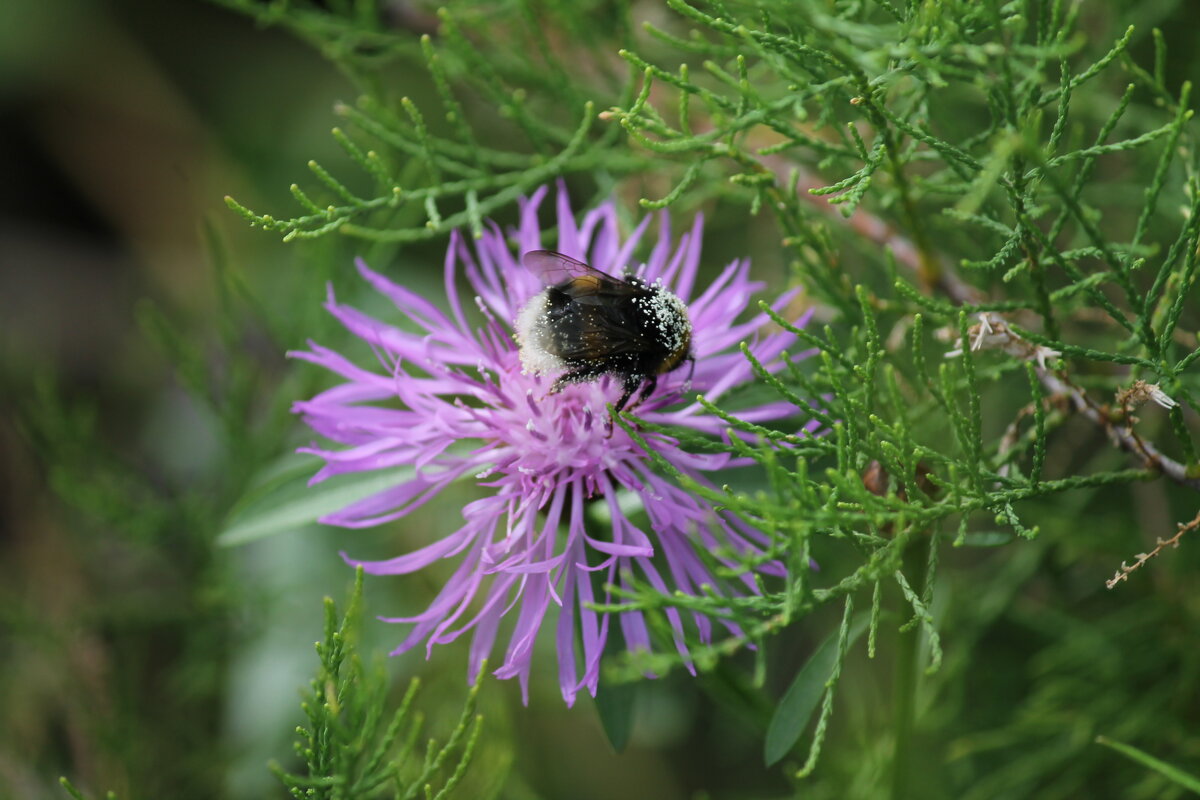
left=995, top=396, right=1070, bottom=477
left=1036, top=370, right=1200, bottom=491
left=1106, top=508, right=1200, bottom=589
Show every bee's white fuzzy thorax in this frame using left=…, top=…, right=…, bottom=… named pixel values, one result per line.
left=641, top=286, right=691, bottom=355
left=514, top=290, right=565, bottom=375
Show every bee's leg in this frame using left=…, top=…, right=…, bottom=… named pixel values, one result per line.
left=615, top=375, right=654, bottom=415
left=682, top=355, right=696, bottom=394
left=604, top=375, right=649, bottom=438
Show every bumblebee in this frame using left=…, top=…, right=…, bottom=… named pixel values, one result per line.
left=514, top=250, right=693, bottom=414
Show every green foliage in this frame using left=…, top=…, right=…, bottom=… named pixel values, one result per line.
left=273, top=569, right=486, bottom=800
left=215, top=0, right=647, bottom=242
left=18, top=218, right=300, bottom=797
left=55, top=573, right=487, bottom=800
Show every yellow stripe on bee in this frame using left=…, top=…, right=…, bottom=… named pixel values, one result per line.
left=567, top=275, right=604, bottom=292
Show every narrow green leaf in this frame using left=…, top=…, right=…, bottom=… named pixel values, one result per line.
left=59, top=778, right=89, bottom=800
left=764, top=616, right=868, bottom=766
left=218, top=460, right=416, bottom=546
left=1096, top=737, right=1200, bottom=794
left=594, top=681, right=637, bottom=753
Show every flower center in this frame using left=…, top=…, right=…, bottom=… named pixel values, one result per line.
left=476, top=361, right=643, bottom=491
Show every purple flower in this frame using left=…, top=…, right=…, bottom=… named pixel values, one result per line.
left=293, top=185, right=816, bottom=705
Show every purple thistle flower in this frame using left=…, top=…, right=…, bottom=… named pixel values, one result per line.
left=293, top=184, right=817, bottom=705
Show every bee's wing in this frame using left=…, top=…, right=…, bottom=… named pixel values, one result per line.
left=522, top=250, right=652, bottom=360
left=522, top=250, right=633, bottom=297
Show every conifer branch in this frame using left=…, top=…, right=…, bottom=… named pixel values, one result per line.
left=789, top=168, right=1200, bottom=495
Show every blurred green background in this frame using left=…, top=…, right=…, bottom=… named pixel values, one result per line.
left=4, top=1, right=1200, bottom=799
